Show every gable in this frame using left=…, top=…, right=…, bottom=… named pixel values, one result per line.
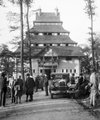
left=44, top=48, right=58, bottom=56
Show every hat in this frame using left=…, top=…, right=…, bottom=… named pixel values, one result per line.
left=26, top=73, right=30, bottom=76
left=1, top=72, right=6, bottom=77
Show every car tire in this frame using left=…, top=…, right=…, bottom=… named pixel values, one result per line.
left=51, top=93, right=53, bottom=99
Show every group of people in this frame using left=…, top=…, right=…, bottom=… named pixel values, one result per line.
left=69, top=69, right=100, bottom=108
left=0, top=72, right=49, bottom=107
left=0, top=69, right=100, bottom=108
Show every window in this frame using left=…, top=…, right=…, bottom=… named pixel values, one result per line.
left=40, top=69, right=42, bottom=73
left=54, top=69, right=56, bottom=73
left=33, top=69, right=35, bottom=73
left=48, top=33, right=52, bottom=35
left=70, top=69, right=72, bottom=73
left=62, top=69, right=64, bottom=73
left=39, top=33, right=43, bottom=35
left=74, top=69, right=76, bottom=73
left=66, top=69, right=68, bottom=73
left=44, top=44, right=47, bottom=46
left=52, top=44, right=57, bottom=46
left=50, top=44, right=52, bottom=46
left=31, top=44, right=34, bottom=47
left=35, top=44, right=38, bottom=46
left=39, top=44, right=44, bottom=46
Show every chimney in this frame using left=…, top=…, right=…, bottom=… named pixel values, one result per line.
left=38, top=8, right=41, bottom=16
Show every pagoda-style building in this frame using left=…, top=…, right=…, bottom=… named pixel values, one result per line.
left=16, top=9, right=84, bottom=79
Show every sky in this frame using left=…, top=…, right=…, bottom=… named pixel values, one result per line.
left=0, top=0, right=100, bottom=50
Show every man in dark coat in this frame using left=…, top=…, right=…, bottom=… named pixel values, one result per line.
left=11, top=79, right=16, bottom=103
left=44, top=74, right=49, bottom=96
left=77, top=73, right=84, bottom=98
left=35, top=75, right=40, bottom=92
left=70, top=73, right=75, bottom=84
left=14, top=75, right=23, bottom=104
left=25, top=73, right=35, bottom=102
left=0, top=72, right=8, bottom=107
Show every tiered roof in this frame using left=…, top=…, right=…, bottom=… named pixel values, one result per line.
left=35, top=46, right=84, bottom=57
left=30, top=10, right=70, bottom=34
left=15, top=46, right=84, bottom=58
left=34, top=12, right=61, bottom=23
left=24, top=35, right=77, bottom=44
left=15, top=9, right=84, bottom=58
left=30, top=25, right=69, bottom=33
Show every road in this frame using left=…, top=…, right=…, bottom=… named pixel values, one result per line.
left=0, top=91, right=98, bottom=120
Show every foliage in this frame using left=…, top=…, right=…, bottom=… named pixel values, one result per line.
left=0, top=0, right=3, bottom=5
left=84, top=0, right=96, bottom=17
left=80, top=45, right=92, bottom=74
left=80, top=33, right=100, bottom=73
left=0, top=44, right=15, bottom=76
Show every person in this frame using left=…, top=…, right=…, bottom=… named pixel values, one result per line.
left=0, top=72, right=8, bottom=107
left=25, top=73, right=35, bottom=102
left=14, top=76, right=23, bottom=104
left=44, top=74, right=49, bottom=96
left=35, top=75, right=40, bottom=92
left=78, top=73, right=90, bottom=97
left=70, top=73, right=75, bottom=84
left=11, top=79, right=16, bottom=103
left=77, top=73, right=84, bottom=98
left=40, top=75, right=44, bottom=91
left=89, top=69, right=98, bottom=107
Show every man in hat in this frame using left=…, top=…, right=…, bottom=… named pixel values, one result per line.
left=0, top=72, right=8, bottom=107
left=25, top=73, right=35, bottom=102
left=14, top=75, right=23, bottom=104
left=44, top=74, right=49, bottom=96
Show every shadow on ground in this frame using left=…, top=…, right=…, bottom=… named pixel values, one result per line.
left=76, top=97, right=100, bottom=119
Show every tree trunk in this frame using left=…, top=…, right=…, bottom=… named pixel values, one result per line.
left=20, top=0, right=24, bottom=81
left=89, top=0, right=95, bottom=68
left=26, top=4, right=32, bottom=76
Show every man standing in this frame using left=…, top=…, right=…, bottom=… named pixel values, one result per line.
left=89, top=69, right=98, bottom=107
left=70, top=73, right=75, bottom=84
left=14, top=75, right=23, bottom=104
left=44, top=74, right=49, bottom=96
left=35, top=75, right=40, bottom=92
left=25, top=73, right=35, bottom=102
left=0, top=72, right=8, bottom=107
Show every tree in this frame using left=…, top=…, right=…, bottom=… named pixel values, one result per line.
left=84, top=0, right=96, bottom=68
left=0, top=0, right=3, bottom=5
left=24, top=0, right=33, bottom=75
left=0, top=44, right=15, bottom=76
left=80, top=45, right=92, bottom=74
left=9, top=0, right=24, bottom=81
left=93, top=34, right=100, bottom=71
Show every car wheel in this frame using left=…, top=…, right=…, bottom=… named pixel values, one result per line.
left=51, top=93, right=53, bottom=99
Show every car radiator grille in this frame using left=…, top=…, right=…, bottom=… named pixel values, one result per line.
left=59, top=81, right=66, bottom=86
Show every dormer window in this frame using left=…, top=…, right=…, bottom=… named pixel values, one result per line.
left=39, top=33, right=43, bottom=35
left=50, top=44, right=52, bottom=46
left=35, top=44, right=38, bottom=46
left=48, top=33, right=52, bottom=35
left=43, top=33, right=47, bottom=35
left=44, top=44, right=46, bottom=46
left=34, top=33, right=38, bottom=35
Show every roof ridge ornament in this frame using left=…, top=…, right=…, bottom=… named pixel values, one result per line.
left=38, top=8, right=41, bottom=16
left=55, top=7, right=59, bottom=16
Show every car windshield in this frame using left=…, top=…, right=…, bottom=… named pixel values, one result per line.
left=51, top=73, right=69, bottom=80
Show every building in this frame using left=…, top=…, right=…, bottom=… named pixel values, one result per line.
left=16, top=9, right=84, bottom=79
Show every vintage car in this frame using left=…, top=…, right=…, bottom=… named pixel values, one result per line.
left=49, top=73, right=69, bottom=99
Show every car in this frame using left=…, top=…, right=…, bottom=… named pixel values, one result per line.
left=49, top=73, right=69, bottom=99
